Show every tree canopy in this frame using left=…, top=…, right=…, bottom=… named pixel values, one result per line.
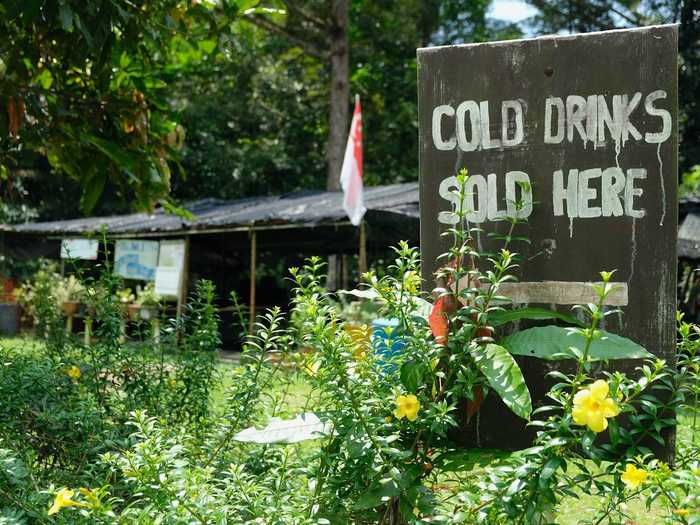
left=0, top=0, right=212, bottom=213
left=0, top=0, right=698, bottom=222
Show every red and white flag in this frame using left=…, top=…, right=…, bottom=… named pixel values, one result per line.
left=340, top=95, right=366, bottom=226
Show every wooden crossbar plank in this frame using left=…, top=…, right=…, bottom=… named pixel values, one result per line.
left=455, top=279, right=628, bottom=306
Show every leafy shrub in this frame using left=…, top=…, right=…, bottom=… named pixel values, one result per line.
left=1, top=170, right=700, bottom=524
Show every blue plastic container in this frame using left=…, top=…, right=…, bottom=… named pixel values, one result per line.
left=371, top=318, right=405, bottom=370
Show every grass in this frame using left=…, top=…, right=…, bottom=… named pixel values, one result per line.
left=2, top=335, right=697, bottom=523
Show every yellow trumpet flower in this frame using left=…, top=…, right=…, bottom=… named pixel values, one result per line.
left=572, top=380, right=619, bottom=433
left=621, top=464, right=648, bottom=489
left=394, top=394, right=420, bottom=422
left=47, top=488, right=87, bottom=515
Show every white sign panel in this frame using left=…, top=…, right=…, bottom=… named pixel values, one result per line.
left=114, top=240, right=159, bottom=281
left=158, top=240, right=185, bottom=270
left=155, top=267, right=181, bottom=297
left=154, top=240, right=186, bottom=298
left=61, top=239, right=99, bottom=260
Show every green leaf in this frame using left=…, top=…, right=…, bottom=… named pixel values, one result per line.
left=198, top=39, right=217, bottom=54
left=471, top=343, right=532, bottom=420
left=489, top=307, right=585, bottom=327
left=160, top=199, right=195, bottom=221
left=59, top=4, right=73, bottom=30
left=539, top=457, right=561, bottom=488
left=33, top=69, right=53, bottom=89
left=81, top=133, right=137, bottom=170
left=501, top=326, right=654, bottom=361
left=80, top=172, right=107, bottom=214
left=400, top=361, right=425, bottom=392
left=354, top=478, right=401, bottom=510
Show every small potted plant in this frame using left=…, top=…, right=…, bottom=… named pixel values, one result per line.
left=0, top=255, right=20, bottom=335
left=55, top=275, right=85, bottom=317
left=132, top=283, right=160, bottom=321
left=117, top=288, right=136, bottom=318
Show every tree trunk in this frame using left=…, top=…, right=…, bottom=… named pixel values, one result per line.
left=326, top=0, right=349, bottom=191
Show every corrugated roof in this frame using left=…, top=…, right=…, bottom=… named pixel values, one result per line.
left=0, top=183, right=419, bottom=236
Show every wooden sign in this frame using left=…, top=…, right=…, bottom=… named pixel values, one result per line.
left=418, top=26, right=678, bottom=449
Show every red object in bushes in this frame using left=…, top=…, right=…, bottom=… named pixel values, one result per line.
left=0, top=278, right=16, bottom=303
left=465, top=386, right=484, bottom=422
left=429, top=295, right=452, bottom=345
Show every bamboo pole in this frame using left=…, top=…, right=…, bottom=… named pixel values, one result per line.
left=358, top=220, right=367, bottom=275
left=248, top=230, right=257, bottom=334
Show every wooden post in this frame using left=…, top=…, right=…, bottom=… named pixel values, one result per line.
left=327, top=254, right=338, bottom=290
left=152, top=318, right=160, bottom=346
left=175, top=237, right=190, bottom=326
left=119, top=317, right=126, bottom=344
left=358, top=221, right=367, bottom=275
left=84, top=317, right=92, bottom=345
left=248, top=230, right=257, bottom=334
left=341, top=254, right=349, bottom=290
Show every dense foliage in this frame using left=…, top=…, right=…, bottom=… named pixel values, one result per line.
left=0, top=0, right=219, bottom=212
left=2, top=1, right=698, bottom=220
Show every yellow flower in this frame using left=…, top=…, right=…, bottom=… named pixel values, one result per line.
left=303, top=359, right=320, bottom=377
left=344, top=324, right=371, bottom=360
left=572, top=380, right=620, bottom=432
left=403, top=271, right=421, bottom=294
left=47, top=488, right=86, bottom=515
left=621, top=464, right=648, bottom=489
left=394, top=394, right=420, bottom=421
left=66, top=366, right=81, bottom=380
left=673, top=509, right=690, bottom=517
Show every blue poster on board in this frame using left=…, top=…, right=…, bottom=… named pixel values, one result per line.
left=114, top=240, right=159, bottom=281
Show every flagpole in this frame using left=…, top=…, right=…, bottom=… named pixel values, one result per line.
left=358, top=219, right=367, bottom=275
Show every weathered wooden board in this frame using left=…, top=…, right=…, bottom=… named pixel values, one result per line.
left=418, top=26, right=678, bottom=452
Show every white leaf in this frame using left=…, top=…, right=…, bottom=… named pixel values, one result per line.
left=233, top=413, right=331, bottom=444
left=337, top=288, right=380, bottom=300
left=412, top=297, right=433, bottom=318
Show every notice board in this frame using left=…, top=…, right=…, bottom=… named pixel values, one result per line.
left=417, top=26, right=678, bottom=450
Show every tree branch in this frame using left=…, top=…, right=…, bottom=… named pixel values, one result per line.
left=280, top=0, right=328, bottom=30
left=607, top=5, right=643, bottom=26
left=243, top=14, right=327, bottom=60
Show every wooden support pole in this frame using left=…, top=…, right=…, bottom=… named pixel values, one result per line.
left=152, top=318, right=160, bottom=346
left=248, top=230, right=257, bottom=334
left=84, top=317, right=92, bottom=345
left=175, top=237, right=190, bottom=326
left=341, top=254, right=349, bottom=290
left=358, top=220, right=367, bottom=275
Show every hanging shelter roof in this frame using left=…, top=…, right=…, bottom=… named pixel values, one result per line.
left=0, top=183, right=419, bottom=238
